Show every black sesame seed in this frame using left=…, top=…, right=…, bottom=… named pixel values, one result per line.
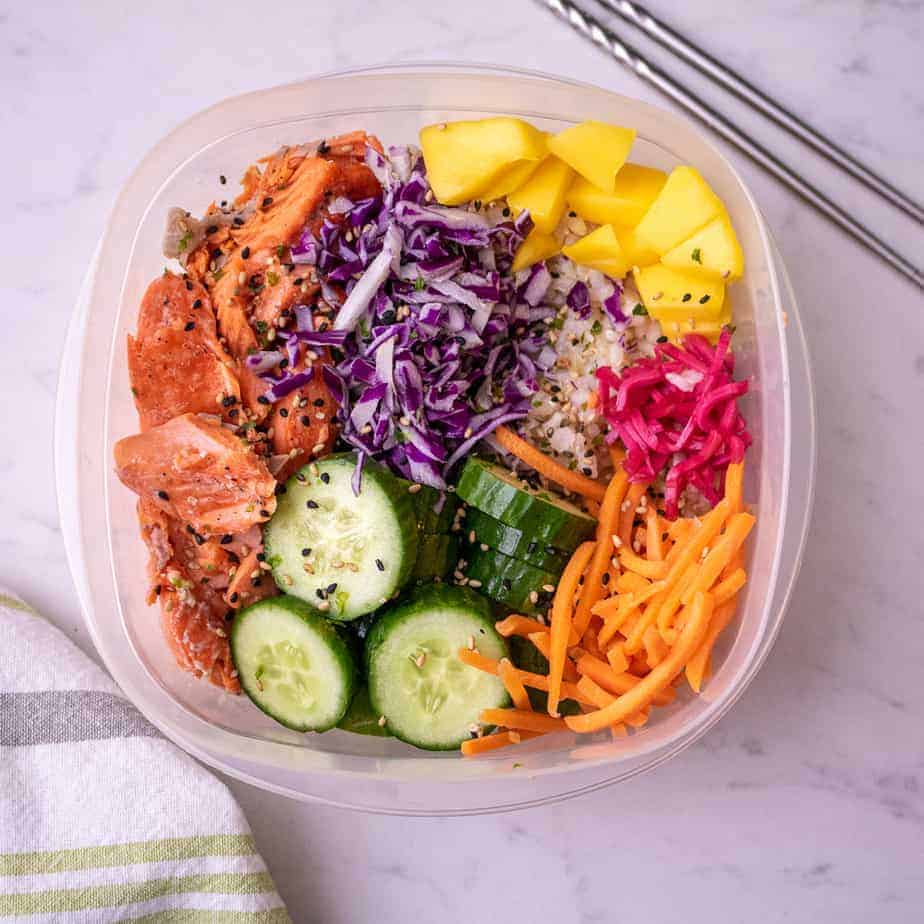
left=502, top=578, right=512, bottom=592
left=241, top=246, right=251, bottom=260
left=257, top=395, right=270, bottom=405
left=157, top=490, right=169, bottom=500
left=682, top=293, right=692, bottom=303
left=229, top=592, right=239, bottom=602
left=526, top=541, right=537, bottom=554
left=206, top=224, right=219, bottom=235
left=228, top=408, right=239, bottom=419
left=657, top=336, right=669, bottom=343
left=193, top=533, right=205, bottom=546
left=186, top=524, right=196, bottom=534
left=233, top=216, right=244, bottom=226
left=326, top=582, right=338, bottom=595
left=192, top=298, right=202, bottom=309
left=301, top=415, right=311, bottom=426
left=221, top=395, right=237, bottom=407
left=306, top=500, right=319, bottom=509
left=320, top=472, right=330, bottom=484
left=301, top=548, right=312, bottom=557
left=582, top=467, right=592, bottom=476
left=260, top=509, right=271, bottom=518
left=256, top=552, right=266, bottom=562
left=184, top=279, right=193, bottom=291
left=375, top=558, right=385, bottom=572
left=220, top=534, right=232, bottom=544
left=262, top=196, right=273, bottom=208
left=318, top=140, right=330, bottom=155
left=154, top=584, right=162, bottom=596
left=251, top=577, right=262, bottom=587
left=225, top=608, right=235, bottom=620
left=699, top=294, right=711, bottom=304
left=313, top=398, right=325, bottom=407
left=316, top=588, right=326, bottom=600
left=183, top=321, right=195, bottom=332
left=210, top=248, right=222, bottom=259
left=275, top=483, right=287, bottom=495
left=219, top=174, right=227, bottom=184
left=602, top=572, right=611, bottom=586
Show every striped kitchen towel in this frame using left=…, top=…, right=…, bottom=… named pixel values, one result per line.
left=0, top=588, right=291, bottom=923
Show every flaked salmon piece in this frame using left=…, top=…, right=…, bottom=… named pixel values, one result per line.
left=137, top=499, right=240, bottom=693
left=269, top=350, right=338, bottom=481
left=128, top=274, right=240, bottom=431
left=224, top=546, right=277, bottom=611
left=115, top=413, right=276, bottom=536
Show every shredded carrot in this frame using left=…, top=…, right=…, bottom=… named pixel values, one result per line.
left=499, top=659, right=531, bottom=711
left=494, top=426, right=606, bottom=502
left=618, top=483, right=648, bottom=545
left=461, top=731, right=521, bottom=757
left=725, top=460, right=745, bottom=515
left=680, top=513, right=755, bottom=605
left=547, top=541, right=595, bottom=716
left=457, top=648, right=500, bottom=675
left=606, top=643, right=629, bottom=674
left=566, top=592, right=715, bottom=733
left=617, top=547, right=669, bottom=579
left=575, top=652, right=674, bottom=706
left=583, top=623, right=604, bottom=660
left=625, top=707, right=650, bottom=729
left=495, top=614, right=550, bottom=639
left=527, top=632, right=579, bottom=682
left=572, top=469, right=629, bottom=639
left=685, top=599, right=738, bottom=692
left=713, top=568, right=747, bottom=606
left=645, top=506, right=664, bottom=561
left=643, top=625, right=669, bottom=668
left=481, top=708, right=569, bottom=734
left=615, top=571, right=650, bottom=594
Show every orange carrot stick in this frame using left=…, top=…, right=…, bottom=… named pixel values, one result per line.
left=685, top=599, right=739, bottom=692
left=680, top=513, right=755, bottom=605
left=575, top=653, right=675, bottom=706
left=645, top=507, right=664, bottom=562
left=499, top=659, right=532, bottom=711
left=713, top=568, right=747, bottom=606
left=461, top=730, right=537, bottom=757
left=481, top=708, right=569, bottom=734
left=566, top=592, right=714, bottom=733
left=548, top=541, right=595, bottom=716
left=527, top=632, right=580, bottom=682
left=617, top=547, right=669, bottom=579
left=457, top=648, right=500, bottom=675
left=494, top=426, right=606, bottom=502
left=617, top=483, right=648, bottom=546
left=572, top=469, right=629, bottom=640
left=725, top=460, right=745, bottom=515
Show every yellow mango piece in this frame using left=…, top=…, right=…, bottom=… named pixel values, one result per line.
left=512, top=229, right=562, bottom=273
left=634, top=166, right=724, bottom=254
left=650, top=305, right=733, bottom=344
left=633, top=265, right=726, bottom=319
left=548, top=121, right=636, bottom=192
left=507, top=155, right=574, bottom=233
left=567, top=165, right=667, bottom=227
left=420, top=118, right=547, bottom=205
left=614, top=226, right=660, bottom=269
left=661, top=214, right=744, bottom=280
left=562, top=225, right=630, bottom=278
left=479, top=158, right=543, bottom=203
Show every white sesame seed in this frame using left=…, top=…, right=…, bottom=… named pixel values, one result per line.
left=378, top=715, right=387, bottom=727
left=542, top=584, right=555, bottom=593
left=611, top=535, right=623, bottom=548
left=467, top=635, right=476, bottom=650
left=621, top=500, right=632, bottom=512
left=529, top=590, right=539, bottom=604
left=317, top=600, right=331, bottom=612
left=468, top=530, right=476, bottom=543
left=479, top=543, right=489, bottom=552
left=407, top=483, right=422, bottom=494
left=468, top=579, right=482, bottom=588
left=415, top=653, right=426, bottom=668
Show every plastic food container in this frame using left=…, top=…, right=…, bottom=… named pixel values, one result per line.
left=56, top=65, right=815, bottom=815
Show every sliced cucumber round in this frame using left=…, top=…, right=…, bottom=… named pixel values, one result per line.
left=411, top=533, right=459, bottom=582
left=456, top=457, right=596, bottom=549
left=463, top=546, right=558, bottom=616
left=461, top=507, right=571, bottom=570
left=231, top=596, right=356, bottom=732
left=365, top=584, right=510, bottom=750
left=264, top=454, right=418, bottom=621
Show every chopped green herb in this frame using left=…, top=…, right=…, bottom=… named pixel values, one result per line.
left=656, top=335, right=668, bottom=343
left=266, top=271, right=279, bottom=286
left=212, top=269, right=224, bottom=282
left=276, top=244, right=286, bottom=258
left=691, top=247, right=702, bottom=264
left=414, top=276, right=426, bottom=291
left=591, top=319, right=603, bottom=336
left=632, top=303, right=648, bottom=316
left=255, top=320, right=269, bottom=334
left=177, top=231, right=192, bottom=253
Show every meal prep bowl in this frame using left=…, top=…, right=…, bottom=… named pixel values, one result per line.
left=56, top=65, right=815, bottom=814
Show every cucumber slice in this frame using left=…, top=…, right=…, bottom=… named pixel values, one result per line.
left=411, top=534, right=459, bottom=582
left=337, top=685, right=392, bottom=737
left=264, top=454, right=418, bottom=621
left=463, top=546, right=558, bottom=616
left=365, top=584, right=510, bottom=750
left=456, top=457, right=596, bottom=549
left=231, top=596, right=356, bottom=732
left=407, top=483, right=459, bottom=534
left=461, top=508, right=571, bottom=570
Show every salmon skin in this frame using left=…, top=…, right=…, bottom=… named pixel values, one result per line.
left=118, top=131, right=383, bottom=693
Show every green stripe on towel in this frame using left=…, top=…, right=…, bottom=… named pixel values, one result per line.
left=0, top=835, right=256, bottom=876
left=0, top=592, right=37, bottom=615
left=125, top=910, right=292, bottom=923
left=0, top=871, right=276, bottom=916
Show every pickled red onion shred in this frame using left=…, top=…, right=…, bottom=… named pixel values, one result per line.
left=596, top=331, right=751, bottom=519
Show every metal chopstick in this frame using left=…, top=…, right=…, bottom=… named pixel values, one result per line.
left=537, top=0, right=924, bottom=291
left=600, top=0, right=924, bottom=225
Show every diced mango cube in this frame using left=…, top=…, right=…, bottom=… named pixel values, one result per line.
left=649, top=305, right=733, bottom=344
left=478, top=158, right=543, bottom=202
left=507, top=155, right=574, bottom=233
left=567, top=164, right=667, bottom=228
left=634, top=166, right=724, bottom=254
left=420, top=118, right=547, bottom=205
left=661, top=214, right=744, bottom=280
left=548, top=121, right=636, bottom=192
left=613, top=226, right=660, bottom=269
left=562, top=225, right=630, bottom=278
left=512, top=228, right=562, bottom=273
left=633, top=265, right=726, bottom=319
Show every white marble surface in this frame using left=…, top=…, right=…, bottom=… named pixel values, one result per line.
left=3, top=0, right=923, bottom=920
